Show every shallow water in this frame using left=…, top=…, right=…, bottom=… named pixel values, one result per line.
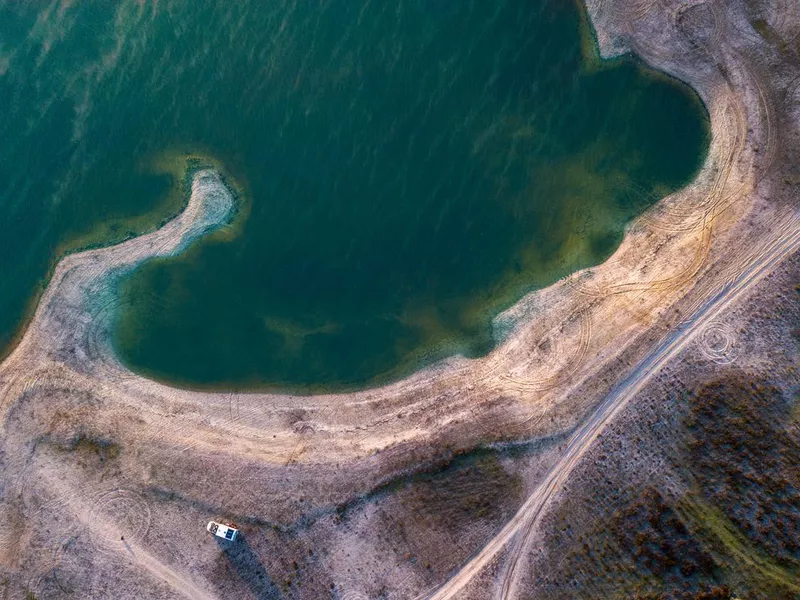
left=0, top=0, right=709, bottom=391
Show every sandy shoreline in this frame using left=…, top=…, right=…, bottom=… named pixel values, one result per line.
left=0, top=24, right=766, bottom=465
left=0, top=0, right=798, bottom=597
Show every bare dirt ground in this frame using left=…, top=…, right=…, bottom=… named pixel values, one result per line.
left=0, top=0, right=798, bottom=598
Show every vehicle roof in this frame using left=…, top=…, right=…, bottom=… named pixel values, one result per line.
left=213, top=523, right=238, bottom=539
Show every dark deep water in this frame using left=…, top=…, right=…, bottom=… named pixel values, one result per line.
left=0, top=0, right=709, bottom=391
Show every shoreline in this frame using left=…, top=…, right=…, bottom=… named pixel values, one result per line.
left=0, top=0, right=712, bottom=396
left=107, top=0, right=712, bottom=396
left=0, top=169, right=234, bottom=390
left=0, top=28, right=766, bottom=460
left=0, top=0, right=781, bottom=471
left=0, top=152, right=243, bottom=366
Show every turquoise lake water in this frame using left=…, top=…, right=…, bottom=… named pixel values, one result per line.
left=0, top=0, right=709, bottom=391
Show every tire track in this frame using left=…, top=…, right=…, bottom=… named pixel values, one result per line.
left=38, top=475, right=217, bottom=600
left=422, top=213, right=800, bottom=600
left=500, top=310, right=592, bottom=392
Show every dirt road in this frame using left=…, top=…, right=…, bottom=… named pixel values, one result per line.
left=43, top=474, right=219, bottom=600
left=422, top=210, right=800, bottom=600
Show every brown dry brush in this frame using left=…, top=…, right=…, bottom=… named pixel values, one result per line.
left=682, top=376, right=800, bottom=566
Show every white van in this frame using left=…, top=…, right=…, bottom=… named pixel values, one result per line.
left=207, top=521, right=239, bottom=541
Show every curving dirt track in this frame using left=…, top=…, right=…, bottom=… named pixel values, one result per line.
left=443, top=209, right=800, bottom=600
left=432, top=0, right=800, bottom=597
left=0, top=0, right=797, bottom=597
left=44, top=476, right=217, bottom=600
